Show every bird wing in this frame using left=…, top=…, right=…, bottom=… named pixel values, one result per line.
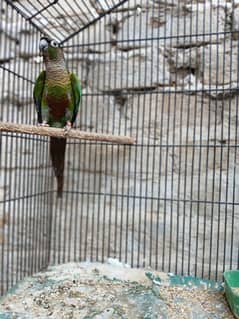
left=33, top=71, right=46, bottom=124
left=70, top=73, right=82, bottom=125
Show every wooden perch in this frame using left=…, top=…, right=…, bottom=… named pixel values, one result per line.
left=0, top=122, right=135, bottom=145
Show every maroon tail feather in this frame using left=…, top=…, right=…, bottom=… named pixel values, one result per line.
left=50, top=137, right=66, bottom=198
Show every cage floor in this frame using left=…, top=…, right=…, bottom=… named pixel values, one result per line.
left=0, top=260, right=233, bottom=319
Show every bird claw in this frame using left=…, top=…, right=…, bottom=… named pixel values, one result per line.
left=64, top=121, right=72, bottom=135
left=38, top=121, right=49, bottom=127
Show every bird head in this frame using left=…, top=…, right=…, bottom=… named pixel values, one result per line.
left=39, top=37, right=64, bottom=62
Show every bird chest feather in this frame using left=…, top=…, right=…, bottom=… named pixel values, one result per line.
left=45, top=76, right=72, bottom=122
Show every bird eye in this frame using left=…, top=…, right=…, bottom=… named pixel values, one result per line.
left=50, top=40, right=58, bottom=47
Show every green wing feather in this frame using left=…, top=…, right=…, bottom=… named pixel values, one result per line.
left=70, top=73, right=82, bottom=125
left=33, top=71, right=46, bottom=124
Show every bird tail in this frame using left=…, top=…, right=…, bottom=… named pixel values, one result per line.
left=50, top=137, right=66, bottom=198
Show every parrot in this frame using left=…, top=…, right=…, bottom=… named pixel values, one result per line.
left=33, top=37, right=82, bottom=197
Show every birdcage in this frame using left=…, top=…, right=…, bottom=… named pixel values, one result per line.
left=0, top=0, right=238, bottom=299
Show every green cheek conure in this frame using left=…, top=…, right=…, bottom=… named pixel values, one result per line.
left=33, top=37, right=82, bottom=197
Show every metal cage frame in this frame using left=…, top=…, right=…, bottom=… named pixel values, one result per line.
left=0, top=0, right=239, bottom=295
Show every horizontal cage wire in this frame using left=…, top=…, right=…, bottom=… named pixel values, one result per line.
left=0, top=0, right=239, bottom=301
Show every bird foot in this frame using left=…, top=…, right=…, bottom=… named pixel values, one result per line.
left=64, top=121, right=72, bottom=135
left=38, top=121, right=49, bottom=127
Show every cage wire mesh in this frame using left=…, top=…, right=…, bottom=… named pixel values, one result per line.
left=0, top=0, right=239, bottom=296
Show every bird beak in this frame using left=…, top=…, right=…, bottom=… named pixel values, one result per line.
left=39, top=38, right=49, bottom=52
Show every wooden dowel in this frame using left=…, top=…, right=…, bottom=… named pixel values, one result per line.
left=0, top=122, right=135, bottom=145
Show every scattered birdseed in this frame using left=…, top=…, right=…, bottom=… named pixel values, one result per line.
left=0, top=261, right=235, bottom=319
